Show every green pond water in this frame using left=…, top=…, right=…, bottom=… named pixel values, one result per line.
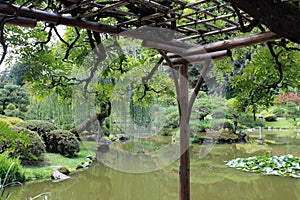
left=8, top=131, right=300, bottom=200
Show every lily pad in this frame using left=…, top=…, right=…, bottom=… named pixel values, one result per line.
left=225, top=154, right=300, bottom=178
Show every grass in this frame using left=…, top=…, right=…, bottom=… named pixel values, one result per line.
left=23, top=141, right=96, bottom=181
left=264, top=117, right=298, bottom=129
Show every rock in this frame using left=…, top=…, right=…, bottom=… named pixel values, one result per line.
left=58, top=167, right=70, bottom=175
left=119, top=134, right=130, bottom=141
left=98, top=137, right=113, bottom=145
left=86, top=155, right=93, bottom=161
left=51, top=167, right=71, bottom=182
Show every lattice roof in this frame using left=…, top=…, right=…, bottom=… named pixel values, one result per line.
left=57, top=0, right=251, bottom=42
left=0, top=0, right=254, bottom=43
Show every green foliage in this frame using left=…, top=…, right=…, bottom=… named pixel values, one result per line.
left=11, top=126, right=45, bottom=163
left=0, top=153, right=25, bottom=184
left=25, top=94, right=74, bottom=129
left=231, top=45, right=300, bottom=116
left=237, top=113, right=264, bottom=128
left=210, top=119, right=234, bottom=131
left=192, top=120, right=210, bottom=133
left=0, top=121, right=32, bottom=161
left=163, top=105, right=179, bottom=128
left=264, top=114, right=277, bottom=122
left=48, top=130, right=80, bottom=157
left=192, top=134, right=211, bottom=144
left=226, top=154, right=300, bottom=178
left=0, top=118, right=12, bottom=127
left=16, top=120, right=57, bottom=153
left=284, top=102, right=300, bottom=121
left=0, top=84, right=30, bottom=118
left=270, top=107, right=286, bottom=117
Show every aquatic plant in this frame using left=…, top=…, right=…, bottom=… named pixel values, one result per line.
left=226, top=154, right=300, bottom=178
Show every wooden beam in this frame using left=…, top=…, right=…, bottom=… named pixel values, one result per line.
left=0, top=14, right=36, bottom=28
left=165, top=50, right=229, bottom=65
left=184, top=31, right=281, bottom=55
left=0, top=4, right=125, bottom=34
left=179, top=62, right=190, bottom=200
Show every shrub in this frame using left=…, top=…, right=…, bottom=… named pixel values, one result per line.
left=210, top=119, right=234, bottom=130
left=237, top=113, right=264, bottom=128
left=264, top=114, right=277, bottom=122
left=0, top=152, right=25, bottom=183
left=192, top=120, right=210, bottom=133
left=16, top=120, right=57, bottom=152
left=11, top=126, right=46, bottom=163
left=270, top=107, right=285, bottom=117
left=5, top=117, right=24, bottom=125
left=48, top=130, right=80, bottom=157
left=0, top=121, right=32, bottom=161
left=0, top=118, right=12, bottom=127
left=163, top=106, right=179, bottom=128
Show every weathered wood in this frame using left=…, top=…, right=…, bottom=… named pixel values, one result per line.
left=166, top=50, right=229, bottom=65
left=183, top=31, right=281, bottom=55
left=0, top=4, right=125, bottom=34
left=142, top=40, right=187, bottom=54
left=144, top=32, right=279, bottom=58
left=179, top=63, right=190, bottom=200
left=0, top=14, right=36, bottom=28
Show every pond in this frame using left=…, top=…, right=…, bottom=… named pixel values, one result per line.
left=8, top=131, right=300, bottom=200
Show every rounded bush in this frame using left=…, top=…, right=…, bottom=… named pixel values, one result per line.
left=0, top=152, right=25, bottom=183
left=270, top=108, right=285, bottom=117
left=5, top=117, right=24, bottom=125
left=0, top=118, right=12, bottom=127
left=11, top=126, right=46, bottom=163
left=16, top=120, right=57, bottom=152
left=210, top=119, right=233, bottom=130
left=264, top=114, right=277, bottom=122
left=48, top=130, right=80, bottom=157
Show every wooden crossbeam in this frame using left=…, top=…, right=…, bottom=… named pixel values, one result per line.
left=0, top=14, right=36, bottom=28
left=0, top=4, right=126, bottom=34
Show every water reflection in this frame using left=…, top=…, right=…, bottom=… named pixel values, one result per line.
left=9, top=134, right=300, bottom=200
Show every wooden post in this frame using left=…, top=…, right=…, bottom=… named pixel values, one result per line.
left=179, top=62, right=190, bottom=200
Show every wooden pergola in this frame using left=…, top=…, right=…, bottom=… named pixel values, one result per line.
left=0, top=1, right=286, bottom=200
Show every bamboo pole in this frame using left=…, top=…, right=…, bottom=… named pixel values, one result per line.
left=0, top=14, right=36, bottom=28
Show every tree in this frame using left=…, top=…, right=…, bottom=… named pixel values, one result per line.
left=0, top=84, right=30, bottom=118
left=284, top=102, right=300, bottom=121
left=230, top=45, right=300, bottom=120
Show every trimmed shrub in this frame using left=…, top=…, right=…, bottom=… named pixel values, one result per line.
left=5, top=117, right=24, bottom=125
left=264, top=114, right=277, bottom=122
left=11, top=126, right=46, bottom=163
left=0, top=152, right=25, bottom=183
left=238, top=113, right=264, bottom=128
left=48, top=130, right=80, bottom=157
left=270, top=108, right=285, bottom=117
left=210, top=119, right=234, bottom=130
left=16, top=120, right=57, bottom=152
left=0, top=118, right=12, bottom=127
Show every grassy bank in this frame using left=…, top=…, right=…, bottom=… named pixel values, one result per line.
left=264, top=117, right=297, bottom=129
left=23, top=141, right=96, bottom=181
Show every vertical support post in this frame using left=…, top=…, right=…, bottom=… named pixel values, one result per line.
left=179, top=62, right=190, bottom=200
